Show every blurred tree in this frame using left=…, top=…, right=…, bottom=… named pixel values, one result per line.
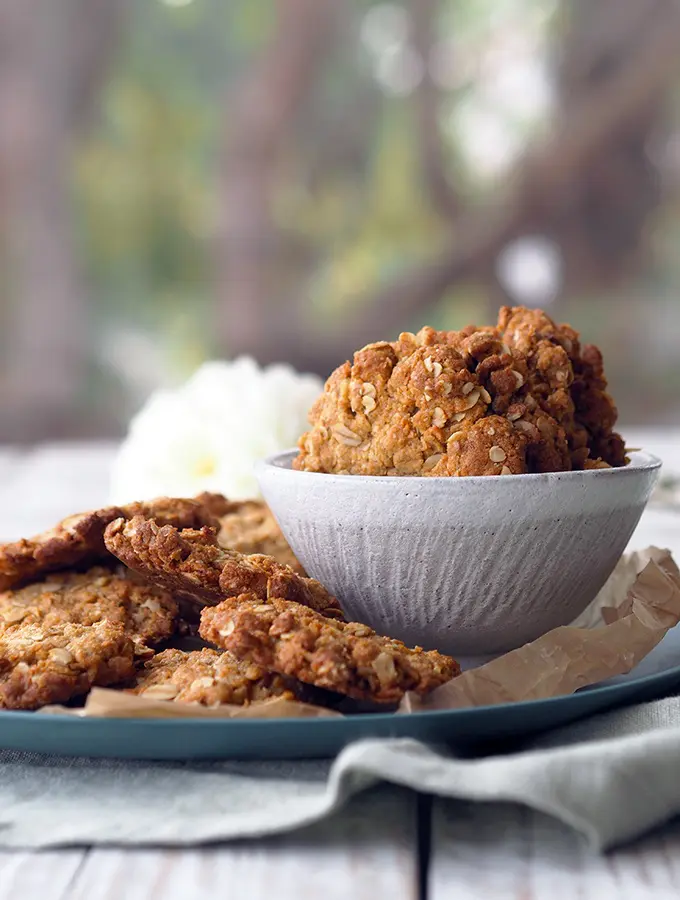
left=553, top=0, right=665, bottom=291
left=0, top=0, right=127, bottom=441
left=214, top=0, right=680, bottom=374
left=216, top=0, right=341, bottom=366
left=2, top=0, right=680, bottom=440
left=339, top=0, right=680, bottom=351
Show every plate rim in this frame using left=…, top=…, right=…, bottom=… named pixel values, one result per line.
left=4, top=658, right=680, bottom=731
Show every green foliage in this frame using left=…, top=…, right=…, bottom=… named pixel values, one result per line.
left=73, top=0, right=272, bottom=337
left=69, top=0, right=679, bottom=429
left=74, top=0, right=521, bottom=355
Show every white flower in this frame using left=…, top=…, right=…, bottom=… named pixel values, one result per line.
left=109, top=357, right=322, bottom=502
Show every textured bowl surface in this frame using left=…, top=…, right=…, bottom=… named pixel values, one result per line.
left=255, top=451, right=661, bottom=656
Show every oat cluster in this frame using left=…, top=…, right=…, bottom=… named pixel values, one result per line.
left=294, top=305, right=626, bottom=477
left=0, top=620, right=135, bottom=710
left=0, top=567, right=178, bottom=653
left=130, top=647, right=290, bottom=706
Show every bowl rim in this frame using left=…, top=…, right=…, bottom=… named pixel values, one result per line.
left=256, top=448, right=662, bottom=487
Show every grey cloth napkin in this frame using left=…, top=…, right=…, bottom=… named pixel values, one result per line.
left=2, top=695, right=680, bottom=851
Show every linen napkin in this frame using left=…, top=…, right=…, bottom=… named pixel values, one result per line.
left=1, top=690, right=680, bottom=851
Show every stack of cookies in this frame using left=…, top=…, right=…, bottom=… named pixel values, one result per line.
left=294, top=305, right=626, bottom=477
left=0, top=493, right=458, bottom=711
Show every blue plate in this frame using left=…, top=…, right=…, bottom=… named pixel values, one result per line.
left=0, top=654, right=679, bottom=760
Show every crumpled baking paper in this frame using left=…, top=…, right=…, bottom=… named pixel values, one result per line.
left=402, top=548, right=680, bottom=711
left=42, top=689, right=340, bottom=720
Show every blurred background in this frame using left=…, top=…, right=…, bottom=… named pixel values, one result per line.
left=1, top=0, right=680, bottom=444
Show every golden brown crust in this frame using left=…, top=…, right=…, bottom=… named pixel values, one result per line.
left=104, top=517, right=343, bottom=617
left=437, top=416, right=528, bottom=477
left=129, top=647, right=290, bottom=705
left=199, top=595, right=459, bottom=703
left=0, top=567, right=178, bottom=652
left=496, top=306, right=623, bottom=468
left=0, top=495, right=223, bottom=592
left=216, top=499, right=304, bottom=574
left=294, top=306, right=625, bottom=476
left=0, top=620, right=135, bottom=710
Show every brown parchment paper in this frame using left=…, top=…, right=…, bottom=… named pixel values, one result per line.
left=402, top=548, right=680, bottom=712
left=41, top=689, right=341, bottom=720
left=40, top=546, right=680, bottom=719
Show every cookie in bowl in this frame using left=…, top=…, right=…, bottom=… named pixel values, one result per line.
left=294, top=305, right=625, bottom=477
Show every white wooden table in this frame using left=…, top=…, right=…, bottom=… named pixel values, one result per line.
left=0, top=436, right=679, bottom=900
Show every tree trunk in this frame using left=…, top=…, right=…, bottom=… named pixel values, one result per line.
left=0, top=0, right=126, bottom=442
left=215, top=0, right=338, bottom=364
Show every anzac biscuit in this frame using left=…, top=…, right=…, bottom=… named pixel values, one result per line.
left=0, top=620, right=135, bottom=710
left=104, top=517, right=342, bottom=617
left=200, top=595, right=459, bottom=704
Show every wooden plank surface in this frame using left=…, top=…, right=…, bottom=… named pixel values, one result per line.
left=428, top=800, right=680, bottom=900
left=0, top=850, right=86, bottom=899
left=0, top=790, right=420, bottom=900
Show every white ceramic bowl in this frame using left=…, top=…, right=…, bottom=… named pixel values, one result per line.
left=255, top=451, right=661, bottom=657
